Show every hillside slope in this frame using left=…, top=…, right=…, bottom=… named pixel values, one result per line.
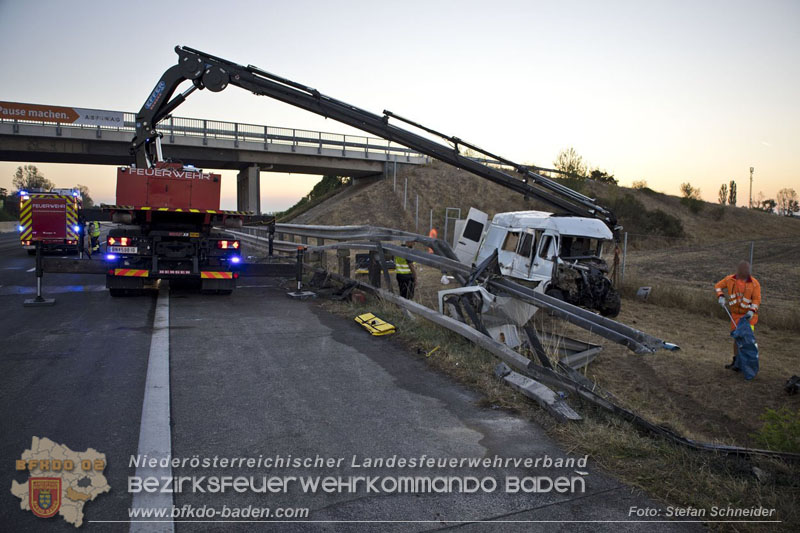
left=291, top=160, right=800, bottom=245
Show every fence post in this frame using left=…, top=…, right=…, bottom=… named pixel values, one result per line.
left=415, top=194, right=419, bottom=232
left=621, top=232, right=628, bottom=286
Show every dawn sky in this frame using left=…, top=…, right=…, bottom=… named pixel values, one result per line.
left=0, top=0, right=797, bottom=211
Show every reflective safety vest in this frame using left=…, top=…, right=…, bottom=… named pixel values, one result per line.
left=89, top=222, right=101, bottom=237
left=715, top=274, right=761, bottom=317
left=394, top=256, right=412, bottom=275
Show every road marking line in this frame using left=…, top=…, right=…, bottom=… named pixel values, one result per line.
left=130, top=286, right=174, bottom=533
left=27, top=267, right=35, bottom=272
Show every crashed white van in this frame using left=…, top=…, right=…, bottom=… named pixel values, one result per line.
left=453, top=208, right=620, bottom=317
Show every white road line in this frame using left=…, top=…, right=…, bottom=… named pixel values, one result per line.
left=130, top=286, right=174, bottom=533
left=26, top=267, right=35, bottom=272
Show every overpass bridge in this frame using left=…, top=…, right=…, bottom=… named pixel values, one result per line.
left=0, top=104, right=428, bottom=212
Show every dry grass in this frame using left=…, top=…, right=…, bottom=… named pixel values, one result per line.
left=318, top=292, right=800, bottom=532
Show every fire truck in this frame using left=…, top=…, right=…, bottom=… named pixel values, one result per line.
left=102, top=164, right=248, bottom=296
left=18, top=188, right=82, bottom=255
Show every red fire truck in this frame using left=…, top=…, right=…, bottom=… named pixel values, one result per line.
left=18, top=188, right=82, bottom=255
left=102, top=163, right=247, bottom=295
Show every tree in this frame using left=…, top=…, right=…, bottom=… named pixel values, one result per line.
left=718, top=183, right=728, bottom=205
left=588, top=168, right=617, bottom=185
left=631, top=179, right=648, bottom=190
left=776, top=188, right=798, bottom=216
left=553, top=147, right=588, bottom=180
left=680, top=182, right=701, bottom=200
left=12, top=165, right=53, bottom=192
left=728, top=180, right=737, bottom=206
left=761, top=199, right=776, bottom=212
left=680, top=182, right=703, bottom=213
left=76, top=184, right=94, bottom=208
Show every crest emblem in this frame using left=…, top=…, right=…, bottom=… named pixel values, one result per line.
left=29, top=477, right=61, bottom=518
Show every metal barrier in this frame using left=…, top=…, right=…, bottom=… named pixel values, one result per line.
left=234, top=223, right=675, bottom=354
left=1, top=112, right=428, bottom=162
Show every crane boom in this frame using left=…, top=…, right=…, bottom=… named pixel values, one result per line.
left=133, top=46, right=618, bottom=231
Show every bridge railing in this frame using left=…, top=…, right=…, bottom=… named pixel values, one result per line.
left=1, top=112, right=428, bottom=162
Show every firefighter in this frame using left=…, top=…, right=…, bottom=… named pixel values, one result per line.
left=88, top=221, right=101, bottom=255
left=394, top=241, right=417, bottom=300
left=715, top=260, right=761, bottom=370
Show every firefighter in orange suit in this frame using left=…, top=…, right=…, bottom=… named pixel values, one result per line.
left=715, top=261, right=761, bottom=370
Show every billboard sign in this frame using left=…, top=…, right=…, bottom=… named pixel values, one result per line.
left=0, top=101, right=124, bottom=127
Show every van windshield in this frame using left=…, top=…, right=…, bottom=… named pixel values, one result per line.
left=559, top=236, right=605, bottom=259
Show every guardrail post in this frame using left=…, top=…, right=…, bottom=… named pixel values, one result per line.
left=368, top=251, right=381, bottom=288
left=295, top=247, right=305, bottom=292
left=234, top=122, right=239, bottom=147
left=268, top=224, right=275, bottom=257
left=169, top=117, right=175, bottom=143
left=337, top=249, right=350, bottom=278
left=318, top=132, right=322, bottom=154
left=203, top=120, right=208, bottom=145
left=365, top=137, right=369, bottom=158
left=56, top=122, right=62, bottom=136
left=342, top=135, right=346, bottom=156
left=96, top=125, right=102, bottom=139
left=264, top=126, right=269, bottom=150
left=292, top=129, right=296, bottom=152
left=13, top=119, right=19, bottom=133
left=316, top=238, right=326, bottom=268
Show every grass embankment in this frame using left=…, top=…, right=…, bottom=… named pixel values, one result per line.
left=318, top=289, right=798, bottom=531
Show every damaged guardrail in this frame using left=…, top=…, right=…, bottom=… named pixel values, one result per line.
left=237, top=224, right=675, bottom=354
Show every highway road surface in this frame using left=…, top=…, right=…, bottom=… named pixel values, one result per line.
left=0, top=231, right=700, bottom=532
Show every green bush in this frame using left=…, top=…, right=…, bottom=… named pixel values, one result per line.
left=680, top=196, right=704, bottom=214
left=751, top=407, right=800, bottom=453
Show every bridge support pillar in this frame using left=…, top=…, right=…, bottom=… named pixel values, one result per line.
left=237, top=165, right=261, bottom=214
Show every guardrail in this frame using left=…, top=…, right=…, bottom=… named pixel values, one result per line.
left=1, top=113, right=428, bottom=162
left=234, top=223, right=673, bottom=354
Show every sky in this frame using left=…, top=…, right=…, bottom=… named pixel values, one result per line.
left=0, top=0, right=797, bottom=210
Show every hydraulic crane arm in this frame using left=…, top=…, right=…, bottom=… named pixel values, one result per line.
left=133, top=46, right=618, bottom=231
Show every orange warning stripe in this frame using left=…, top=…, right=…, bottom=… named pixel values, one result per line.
left=101, top=204, right=252, bottom=216
left=200, top=271, right=233, bottom=279
left=113, top=269, right=149, bottom=277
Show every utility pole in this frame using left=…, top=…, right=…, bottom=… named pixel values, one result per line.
left=749, top=167, right=754, bottom=208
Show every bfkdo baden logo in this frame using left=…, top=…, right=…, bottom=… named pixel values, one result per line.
left=29, top=478, right=62, bottom=518
left=10, top=437, right=111, bottom=527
